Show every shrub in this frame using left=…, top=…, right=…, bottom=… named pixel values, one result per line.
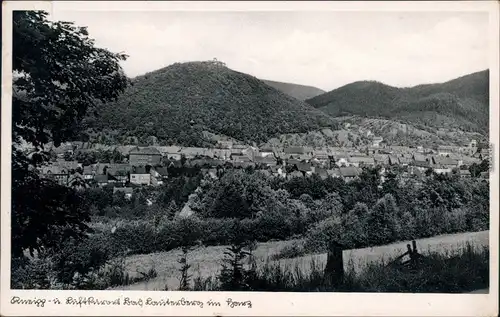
left=340, top=203, right=369, bottom=248
left=52, top=236, right=110, bottom=287
left=238, top=218, right=260, bottom=242
left=156, top=216, right=204, bottom=250
left=270, top=241, right=307, bottom=261
left=255, top=209, right=295, bottom=241
left=443, top=208, right=468, bottom=233
left=192, top=276, right=218, bottom=291
left=398, top=211, right=417, bottom=240
left=105, top=258, right=132, bottom=288
left=63, top=256, right=158, bottom=290
left=11, top=255, right=58, bottom=289
left=200, top=218, right=239, bottom=246
left=110, top=220, right=157, bottom=254
left=366, top=194, right=400, bottom=245
left=304, top=216, right=343, bottom=253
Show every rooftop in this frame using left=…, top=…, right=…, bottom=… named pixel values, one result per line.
left=339, top=167, right=361, bottom=178
left=113, top=187, right=134, bottom=194
left=132, top=166, right=148, bottom=174
left=154, top=166, right=169, bottom=176
left=348, top=156, right=375, bottom=164
left=284, top=146, right=313, bottom=154
left=297, top=162, right=312, bottom=172
left=94, top=174, right=108, bottom=183
left=129, top=147, right=162, bottom=156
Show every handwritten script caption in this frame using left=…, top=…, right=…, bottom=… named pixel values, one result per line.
left=11, top=296, right=252, bottom=309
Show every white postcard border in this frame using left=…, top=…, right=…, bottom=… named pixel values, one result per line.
left=1, top=1, right=499, bottom=316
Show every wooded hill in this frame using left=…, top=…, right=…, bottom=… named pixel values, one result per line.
left=306, top=70, right=489, bottom=135
left=262, top=79, right=325, bottom=101
left=84, top=61, right=337, bottom=146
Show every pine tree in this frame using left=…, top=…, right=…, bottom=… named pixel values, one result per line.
left=178, top=246, right=193, bottom=291
left=218, top=242, right=252, bottom=291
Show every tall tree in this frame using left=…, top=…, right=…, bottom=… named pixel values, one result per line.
left=11, top=11, right=129, bottom=257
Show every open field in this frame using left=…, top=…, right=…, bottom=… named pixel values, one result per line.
left=110, top=230, right=489, bottom=291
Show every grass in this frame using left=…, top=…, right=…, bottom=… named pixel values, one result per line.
left=108, top=239, right=302, bottom=291
left=11, top=253, right=160, bottom=290
left=276, top=230, right=489, bottom=275
left=243, top=242, right=489, bottom=293
left=110, top=230, right=489, bottom=291
left=126, top=241, right=489, bottom=293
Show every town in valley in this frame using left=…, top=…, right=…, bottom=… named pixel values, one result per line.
left=38, top=137, right=489, bottom=195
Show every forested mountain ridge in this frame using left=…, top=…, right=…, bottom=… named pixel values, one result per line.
left=84, top=61, right=337, bottom=146
left=262, top=79, right=326, bottom=101
left=306, top=70, right=489, bottom=135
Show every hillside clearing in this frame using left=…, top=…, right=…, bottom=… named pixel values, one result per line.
left=111, top=230, right=489, bottom=291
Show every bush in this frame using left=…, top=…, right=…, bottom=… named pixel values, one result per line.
left=304, top=216, right=343, bottom=253
left=110, top=220, right=157, bottom=255
left=52, top=236, right=111, bottom=287
left=200, top=218, right=239, bottom=246
left=11, top=255, right=59, bottom=289
left=398, top=211, right=417, bottom=240
left=340, top=204, right=369, bottom=249
left=366, top=194, right=400, bottom=245
left=270, top=241, right=307, bottom=261
left=156, top=216, right=204, bottom=250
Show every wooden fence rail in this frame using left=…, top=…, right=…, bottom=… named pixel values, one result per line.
left=388, top=240, right=426, bottom=269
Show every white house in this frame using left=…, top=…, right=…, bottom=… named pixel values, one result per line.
left=259, top=146, right=275, bottom=158
left=271, top=166, right=286, bottom=178
left=434, top=167, right=452, bottom=175
left=372, top=137, right=383, bottom=147
left=130, top=166, right=151, bottom=185
left=334, top=155, right=350, bottom=167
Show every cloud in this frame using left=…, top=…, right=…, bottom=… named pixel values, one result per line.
left=48, top=11, right=489, bottom=91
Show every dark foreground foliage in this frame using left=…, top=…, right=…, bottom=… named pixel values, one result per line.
left=12, top=235, right=488, bottom=294
left=11, top=247, right=158, bottom=290
left=12, top=10, right=128, bottom=257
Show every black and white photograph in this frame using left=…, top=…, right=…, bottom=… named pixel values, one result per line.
left=1, top=1, right=499, bottom=316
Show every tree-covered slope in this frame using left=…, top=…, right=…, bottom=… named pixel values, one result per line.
left=262, top=79, right=326, bottom=101
left=306, top=70, right=489, bottom=134
left=305, top=81, right=401, bottom=117
left=86, top=61, right=337, bottom=146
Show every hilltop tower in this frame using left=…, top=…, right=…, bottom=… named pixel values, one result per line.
left=469, top=139, right=477, bottom=155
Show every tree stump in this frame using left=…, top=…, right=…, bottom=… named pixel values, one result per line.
left=324, top=240, right=344, bottom=286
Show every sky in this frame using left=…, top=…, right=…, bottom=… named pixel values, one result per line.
left=50, top=10, right=490, bottom=91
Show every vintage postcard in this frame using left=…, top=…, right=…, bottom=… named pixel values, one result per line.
left=1, top=1, right=498, bottom=316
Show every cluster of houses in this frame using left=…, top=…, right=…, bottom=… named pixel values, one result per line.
left=38, top=139, right=489, bottom=190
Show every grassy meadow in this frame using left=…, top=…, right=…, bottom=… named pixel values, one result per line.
left=111, top=230, right=489, bottom=291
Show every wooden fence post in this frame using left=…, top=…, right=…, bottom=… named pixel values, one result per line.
left=324, top=240, right=344, bottom=286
